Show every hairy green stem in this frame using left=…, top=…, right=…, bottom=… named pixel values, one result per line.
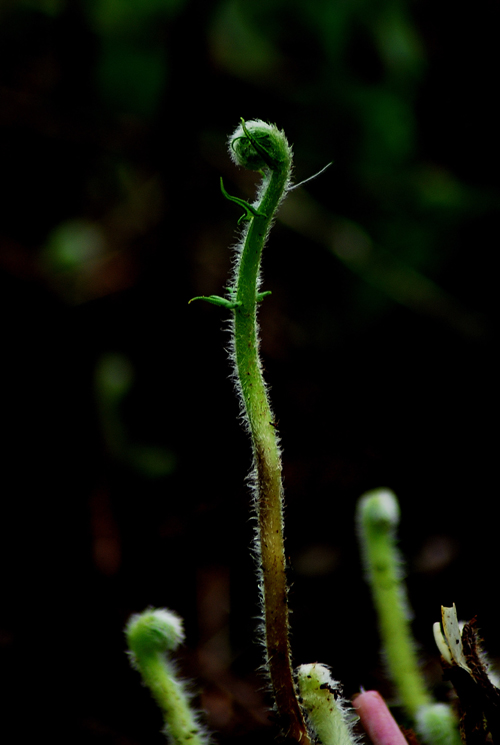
left=356, top=489, right=431, bottom=718
left=232, top=136, right=307, bottom=744
left=126, top=608, right=208, bottom=745
left=190, top=120, right=314, bottom=742
left=297, top=664, right=359, bottom=745
left=357, top=491, right=462, bottom=745
left=228, top=120, right=310, bottom=745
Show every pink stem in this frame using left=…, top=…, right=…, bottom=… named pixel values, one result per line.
left=353, top=691, right=409, bottom=745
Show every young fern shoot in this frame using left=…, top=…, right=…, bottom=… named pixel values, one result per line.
left=356, top=489, right=461, bottom=745
left=356, top=489, right=430, bottom=718
left=126, top=608, right=209, bottom=745
left=297, top=664, right=359, bottom=745
left=192, top=119, right=310, bottom=745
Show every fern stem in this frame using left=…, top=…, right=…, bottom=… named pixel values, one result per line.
left=228, top=120, right=310, bottom=745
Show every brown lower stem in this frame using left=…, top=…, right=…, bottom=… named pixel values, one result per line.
left=256, top=445, right=311, bottom=745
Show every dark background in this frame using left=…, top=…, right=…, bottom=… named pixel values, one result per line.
left=1, top=0, right=498, bottom=742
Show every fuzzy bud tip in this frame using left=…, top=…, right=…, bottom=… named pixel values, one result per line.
left=229, top=119, right=291, bottom=172
left=126, top=607, right=185, bottom=658
left=358, top=488, right=400, bottom=529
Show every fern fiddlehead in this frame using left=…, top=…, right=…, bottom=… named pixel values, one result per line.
left=192, top=119, right=310, bottom=744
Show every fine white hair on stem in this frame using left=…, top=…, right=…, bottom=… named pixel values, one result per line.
left=222, top=119, right=310, bottom=744
left=126, top=608, right=211, bottom=745
left=296, top=663, right=360, bottom=745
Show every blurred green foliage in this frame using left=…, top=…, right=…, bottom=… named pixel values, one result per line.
left=86, top=0, right=187, bottom=116
left=2, top=0, right=494, bottom=319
